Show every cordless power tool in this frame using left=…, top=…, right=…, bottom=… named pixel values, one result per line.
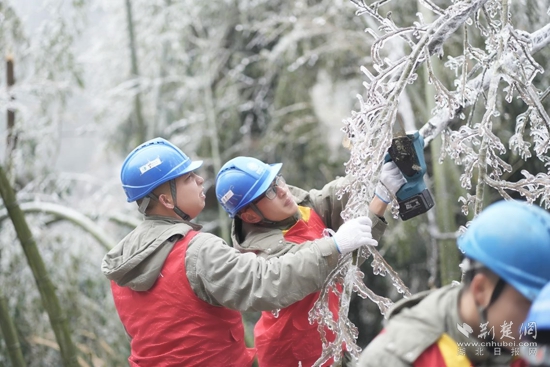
left=385, top=131, right=435, bottom=220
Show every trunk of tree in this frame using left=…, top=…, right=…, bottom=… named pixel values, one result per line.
left=0, top=293, right=26, bottom=367
left=192, top=15, right=233, bottom=243
left=420, top=3, right=461, bottom=286
left=204, top=80, right=230, bottom=242
left=1, top=56, right=26, bottom=367
left=0, top=165, right=79, bottom=367
left=152, top=0, right=172, bottom=137
left=6, top=55, right=16, bottom=185
left=125, top=0, right=146, bottom=145
left=431, top=139, right=462, bottom=285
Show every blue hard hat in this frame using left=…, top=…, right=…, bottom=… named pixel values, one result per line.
left=215, top=157, right=282, bottom=217
left=522, top=282, right=550, bottom=365
left=525, top=282, right=550, bottom=330
left=458, top=200, right=550, bottom=302
left=121, top=137, right=203, bottom=202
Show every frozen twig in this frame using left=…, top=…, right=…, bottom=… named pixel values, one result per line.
left=311, top=1, right=496, bottom=364
left=420, top=23, right=550, bottom=145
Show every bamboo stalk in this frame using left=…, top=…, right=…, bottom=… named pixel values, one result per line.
left=0, top=165, right=80, bottom=367
left=420, top=2, right=461, bottom=286
left=125, top=0, right=146, bottom=144
left=6, top=55, right=16, bottom=185
left=0, top=294, right=26, bottom=367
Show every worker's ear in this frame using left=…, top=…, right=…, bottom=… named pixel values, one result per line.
left=152, top=182, right=173, bottom=210
left=240, top=208, right=261, bottom=223
left=470, top=271, right=497, bottom=309
left=158, top=193, right=174, bottom=209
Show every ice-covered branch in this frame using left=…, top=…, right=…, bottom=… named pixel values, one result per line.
left=426, top=0, right=489, bottom=56
left=420, top=23, right=550, bottom=145
left=312, top=2, right=550, bottom=365
left=0, top=201, right=116, bottom=251
left=312, top=1, right=495, bottom=365
left=486, top=171, right=550, bottom=208
left=440, top=22, right=549, bottom=213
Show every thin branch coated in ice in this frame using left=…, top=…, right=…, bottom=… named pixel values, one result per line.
left=420, top=23, right=550, bottom=145
left=311, top=1, right=497, bottom=365
left=0, top=201, right=116, bottom=251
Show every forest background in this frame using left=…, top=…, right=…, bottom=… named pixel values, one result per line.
left=1, top=0, right=549, bottom=366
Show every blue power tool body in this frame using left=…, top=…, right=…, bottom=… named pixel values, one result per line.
left=385, top=131, right=435, bottom=220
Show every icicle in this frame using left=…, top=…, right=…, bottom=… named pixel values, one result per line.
left=310, top=2, right=550, bottom=365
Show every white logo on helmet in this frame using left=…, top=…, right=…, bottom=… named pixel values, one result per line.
left=221, top=190, right=234, bottom=204
left=247, top=162, right=264, bottom=175
left=139, top=157, right=162, bottom=174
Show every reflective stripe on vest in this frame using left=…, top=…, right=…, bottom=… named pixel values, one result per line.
left=413, top=333, right=527, bottom=367
left=413, top=333, right=472, bottom=367
left=255, top=206, right=340, bottom=367
left=420, top=334, right=527, bottom=367
left=111, top=231, right=255, bottom=367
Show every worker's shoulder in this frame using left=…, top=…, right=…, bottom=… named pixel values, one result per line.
left=184, top=231, right=235, bottom=265
left=184, top=231, right=230, bottom=257
left=359, top=322, right=441, bottom=367
left=187, top=231, right=225, bottom=246
left=387, top=288, right=434, bottom=318
left=359, top=289, right=449, bottom=367
left=358, top=330, right=413, bottom=367
left=236, top=220, right=297, bottom=256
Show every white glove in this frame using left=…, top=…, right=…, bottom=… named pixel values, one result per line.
left=375, top=161, right=407, bottom=204
left=333, top=216, right=378, bottom=254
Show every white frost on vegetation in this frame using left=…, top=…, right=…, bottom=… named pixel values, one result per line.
left=310, top=1, right=550, bottom=365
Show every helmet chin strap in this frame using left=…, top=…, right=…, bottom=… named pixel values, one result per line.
left=247, top=202, right=300, bottom=228
left=474, top=278, right=507, bottom=356
left=462, top=258, right=507, bottom=336
left=169, top=180, right=191, bottom=221
left=478, top=277, right=507, bottom=323
left=138, top=196, right=151, bottom=214
left=138, top=180, right=191, bottom=221
left=139, top=192, right=160, bottom=214
left=248, top=203, right=277, bottom=225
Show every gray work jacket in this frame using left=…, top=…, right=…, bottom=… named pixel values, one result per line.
left=101, top=215, right=340, bottom=312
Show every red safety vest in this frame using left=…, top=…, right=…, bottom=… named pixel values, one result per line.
left=254, top=207, right=341, bottom=367
left=111, top=231, right=255, bottom=367
left=413, top=333, right=528, bottom=367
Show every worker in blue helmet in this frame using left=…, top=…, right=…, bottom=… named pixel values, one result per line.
left=215, top=156, right=406, bottom=367
left=101, top=138, right=378, bottom=367
left=521, top=282, right=550, bottom=366
left=358, top=200, right=550, bottom=367
left=120, top=137, right=204, bottom=219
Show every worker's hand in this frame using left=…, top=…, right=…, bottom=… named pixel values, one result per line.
left=375, top=161, right=407, bottom=204
left=333, top=216, right=378, bottom=254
